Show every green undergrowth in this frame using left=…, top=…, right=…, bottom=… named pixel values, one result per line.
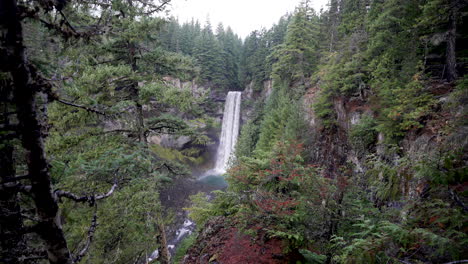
left=174, top=233, right=198, bottom=263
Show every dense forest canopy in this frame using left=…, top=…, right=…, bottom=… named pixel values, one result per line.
left=0, top=0, right=467, bottom=263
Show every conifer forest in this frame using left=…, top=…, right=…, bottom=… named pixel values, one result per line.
left=1, top=0, right=467, bottom=263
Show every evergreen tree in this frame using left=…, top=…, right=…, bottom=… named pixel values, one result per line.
left=419, top=0, right=468, bottom=81
left=270, top=3, right=320, bottom=92
left=240, top=30, right=270, bottom=90
left=193, top=22, right=224, bottom=87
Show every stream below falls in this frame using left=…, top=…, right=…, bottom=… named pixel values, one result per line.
left=149, top=172, right=227, bottom=262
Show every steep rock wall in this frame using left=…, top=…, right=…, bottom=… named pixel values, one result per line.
left=302, top=80, right=467, bottom=203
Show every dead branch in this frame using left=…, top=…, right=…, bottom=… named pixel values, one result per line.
left=54, top=182, right=117, bottom=205
left=0, top=182, right=32, bottom=193
left=442, top=261, right=468, bottom=264
left=20, top=251, right=48, bottom=262
left=73, top=208, right=98, bottom=263
left=449, top=188, right=468, bottom=212
left=142, top=0, right=171, bottom=15
left=0, top=174, right=31, bottom=184
left=103, top=129, right=136, bottom=134
left=56, top=99, right=108, bottom=116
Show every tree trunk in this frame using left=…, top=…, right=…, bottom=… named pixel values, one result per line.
left=155, top=218, right=170, bottom=264
left=127, top=41, right=147, bottom=143
left=136, top=102, right=147, bottom=143
left=446, top=1, right=458, bottom=82
left=0, top=94, right=26, bottom=263
left=0, top=0, right=73, bottom=262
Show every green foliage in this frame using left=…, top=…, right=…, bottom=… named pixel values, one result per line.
left=174, top=233, right=198, bottom=263
left=375, top=75, right=435, bottom=140
left=254, top=83, right=308, bottom=154
left=240, top=14, right=291, bottom=89
left=331, top=216, right=465, bottom=264
left=206, top=0, right=467, bottom=263
left=312, top=90, right=336, bottom=129
left=235, top=119, right=261, bottom=158
left=159, top=18, right=243, bottom=91
left=227, top=142, right=332, bottom=247
left=316, top=51, right=368, bottom=97
left=416, top=149, right=468, bottom=185
left=186, top=190, right=240, bottom=228
left=11, top=0, right=467, bottom=262
left=185, top=192, right=214, bottom=228
left=349, top=114, right=377, bottom=156
left=82, top=179, right=163, bottom=264
left=150, top=144, right=203, bottom=166
left=270, top=5, right=320, bottom=88
left=33, top=3, right=203, bottom=262
left=365, top=155, right=407, bottom=202
left=240, top=30, right=271, bottom=90
left=298, top=249, right=327, bottom=264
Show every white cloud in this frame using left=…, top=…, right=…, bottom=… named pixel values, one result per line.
left=168, top=0, right=329, bottom=38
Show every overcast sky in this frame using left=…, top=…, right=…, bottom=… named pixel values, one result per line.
left=168, top=0, right=329, bottom=39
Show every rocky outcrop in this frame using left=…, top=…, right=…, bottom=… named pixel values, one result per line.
left=163, top=76, right=208, bottom=99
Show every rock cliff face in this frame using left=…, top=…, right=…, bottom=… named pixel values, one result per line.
left=302, top=81, right=466, bottom=199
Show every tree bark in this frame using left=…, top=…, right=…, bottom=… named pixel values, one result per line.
left=0, top=0, right=73, bottom=262
left=127, top=41, right=147, bottom=143
left=445, top=0, right=458, bottom=82
left=136, top=102, right=147, bottom=143
left=155, top=218, right=170, bottom=264
left=0, top=91, right=26, bottom=263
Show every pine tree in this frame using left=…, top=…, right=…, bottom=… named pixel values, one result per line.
left=270, top=3, right=320, bottom=91
left=193, top=22, right=224, bottom=88
left=419, top=0, right=467, bottom=81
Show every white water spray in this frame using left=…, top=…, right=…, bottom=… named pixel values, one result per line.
left=213, top=91, right=242, bottom=174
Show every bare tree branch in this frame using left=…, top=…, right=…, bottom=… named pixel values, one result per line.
left=19, top=251, right=48, bottom=262
left=103, top=129, right=136, bottom=134
left=58, top=10, right=79, bottom=36
left=449, top=188, right=468, bottom=212
left=442, top=261, right=468, bottom=264
left=398, top=260, right=413, bottom=264
left=73, top=208, right=98, bottom=263
left=56, top=99, right=108, bottom=116
left=142, top=0, right=171, bottom=15
left=132, top=250, right=145, bottom=264
left=0, top=182, right=32, bottom=193
left=94, top=182, right=118, bottom=200
left=0, top=174, right=30, bottom=184
left=54, top=182, right=117, bottom=205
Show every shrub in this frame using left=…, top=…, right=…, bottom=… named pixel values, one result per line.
left=348, top=114, right=378, bottom=156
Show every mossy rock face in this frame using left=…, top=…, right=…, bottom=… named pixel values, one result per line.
left=150, top=144, right=206, bottom=166
left=160, top=135, right=192, bottom=150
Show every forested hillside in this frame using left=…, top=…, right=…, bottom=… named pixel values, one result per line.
left=0, top=0, right=467, bottom=263
left=184, top=0, right=468, bottom=263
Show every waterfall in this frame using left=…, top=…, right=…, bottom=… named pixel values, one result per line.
left=213, top=91, right=242, bottom=173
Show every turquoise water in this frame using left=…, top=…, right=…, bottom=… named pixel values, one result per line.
left=197, top=174, right=228, bottom=189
